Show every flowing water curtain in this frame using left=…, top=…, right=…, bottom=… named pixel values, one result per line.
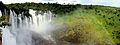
left=0, top=10, right=2, bottom=17
left=2, top=9, right=55, bottom=45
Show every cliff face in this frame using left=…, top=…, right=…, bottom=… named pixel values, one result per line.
left=0, top=2, right=9, bottom=44
left=0, top=1, right=7, bottom=10
left=0, top=1, right=10, bottom=15
left=0, top=2, right=9, bottom=27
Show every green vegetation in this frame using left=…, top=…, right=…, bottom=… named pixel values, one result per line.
left=53, top=8, right=120, bottom=45
left=5, top=2, right=78, bottom=14
left=0, top=15, right=9, bottom=27
left=6, top=2, right=117, bottom=15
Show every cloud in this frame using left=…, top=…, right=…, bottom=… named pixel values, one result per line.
left=0, top=0, right=41, bottom=4
left=42, top=0, right=54, bottom=1
left=79, top=0, right=120, bottom=7
left=111, top=0, right=120, bottom=7
left=0, top=0, right=80, bottom=4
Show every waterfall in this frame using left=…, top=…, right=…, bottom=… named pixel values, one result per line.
left=2, top=9, right=55, bottom=45
left=0, top=10, right=2, bottom=17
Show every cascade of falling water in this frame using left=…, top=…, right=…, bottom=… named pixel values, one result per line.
left=0, top=10, right=2, bottom=17
left=2, top=10, right=17, bottom=45
left=29, top=9, right=54, bottom=40
left=18, top=14, right=22, bottom=28
left=2, top=9, right=55, bottom=45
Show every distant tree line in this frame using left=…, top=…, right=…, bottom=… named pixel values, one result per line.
left=5, top=2, right=99, bottom=15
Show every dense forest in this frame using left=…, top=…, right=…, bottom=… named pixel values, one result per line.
left=5, top=2, right=120, bottom=15
left=5, top=2, right=78, bottom=14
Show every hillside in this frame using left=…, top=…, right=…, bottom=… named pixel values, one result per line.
left=53, top=8, right=120, bottom=45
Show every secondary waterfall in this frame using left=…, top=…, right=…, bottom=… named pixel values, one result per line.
left=2, top=9, right=55, bottom=45
left=0, top=10, right=2, bottom=17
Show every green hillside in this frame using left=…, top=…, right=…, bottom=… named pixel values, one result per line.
left=53, top=7, right=120, bottom=45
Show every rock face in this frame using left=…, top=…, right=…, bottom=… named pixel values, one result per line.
left=0, top=1, right=9, bottom=45
left=0, top=1, right=9, bottom=15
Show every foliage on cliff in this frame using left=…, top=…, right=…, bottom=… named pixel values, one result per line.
left=53, top=7, right=120, bottom=45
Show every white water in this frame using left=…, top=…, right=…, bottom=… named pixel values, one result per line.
left=2, top=9, right=55, bottom=45
left=0, top=10, right=2, bottom=17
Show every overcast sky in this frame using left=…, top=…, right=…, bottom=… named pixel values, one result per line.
left=0, top=0, right=120, bottom=7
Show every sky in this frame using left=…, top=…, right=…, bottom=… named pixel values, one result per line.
left=0, top=0, right=120, bottom=7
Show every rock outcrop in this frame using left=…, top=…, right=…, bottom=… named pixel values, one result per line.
left=0, top=1, right=10, bottom=15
